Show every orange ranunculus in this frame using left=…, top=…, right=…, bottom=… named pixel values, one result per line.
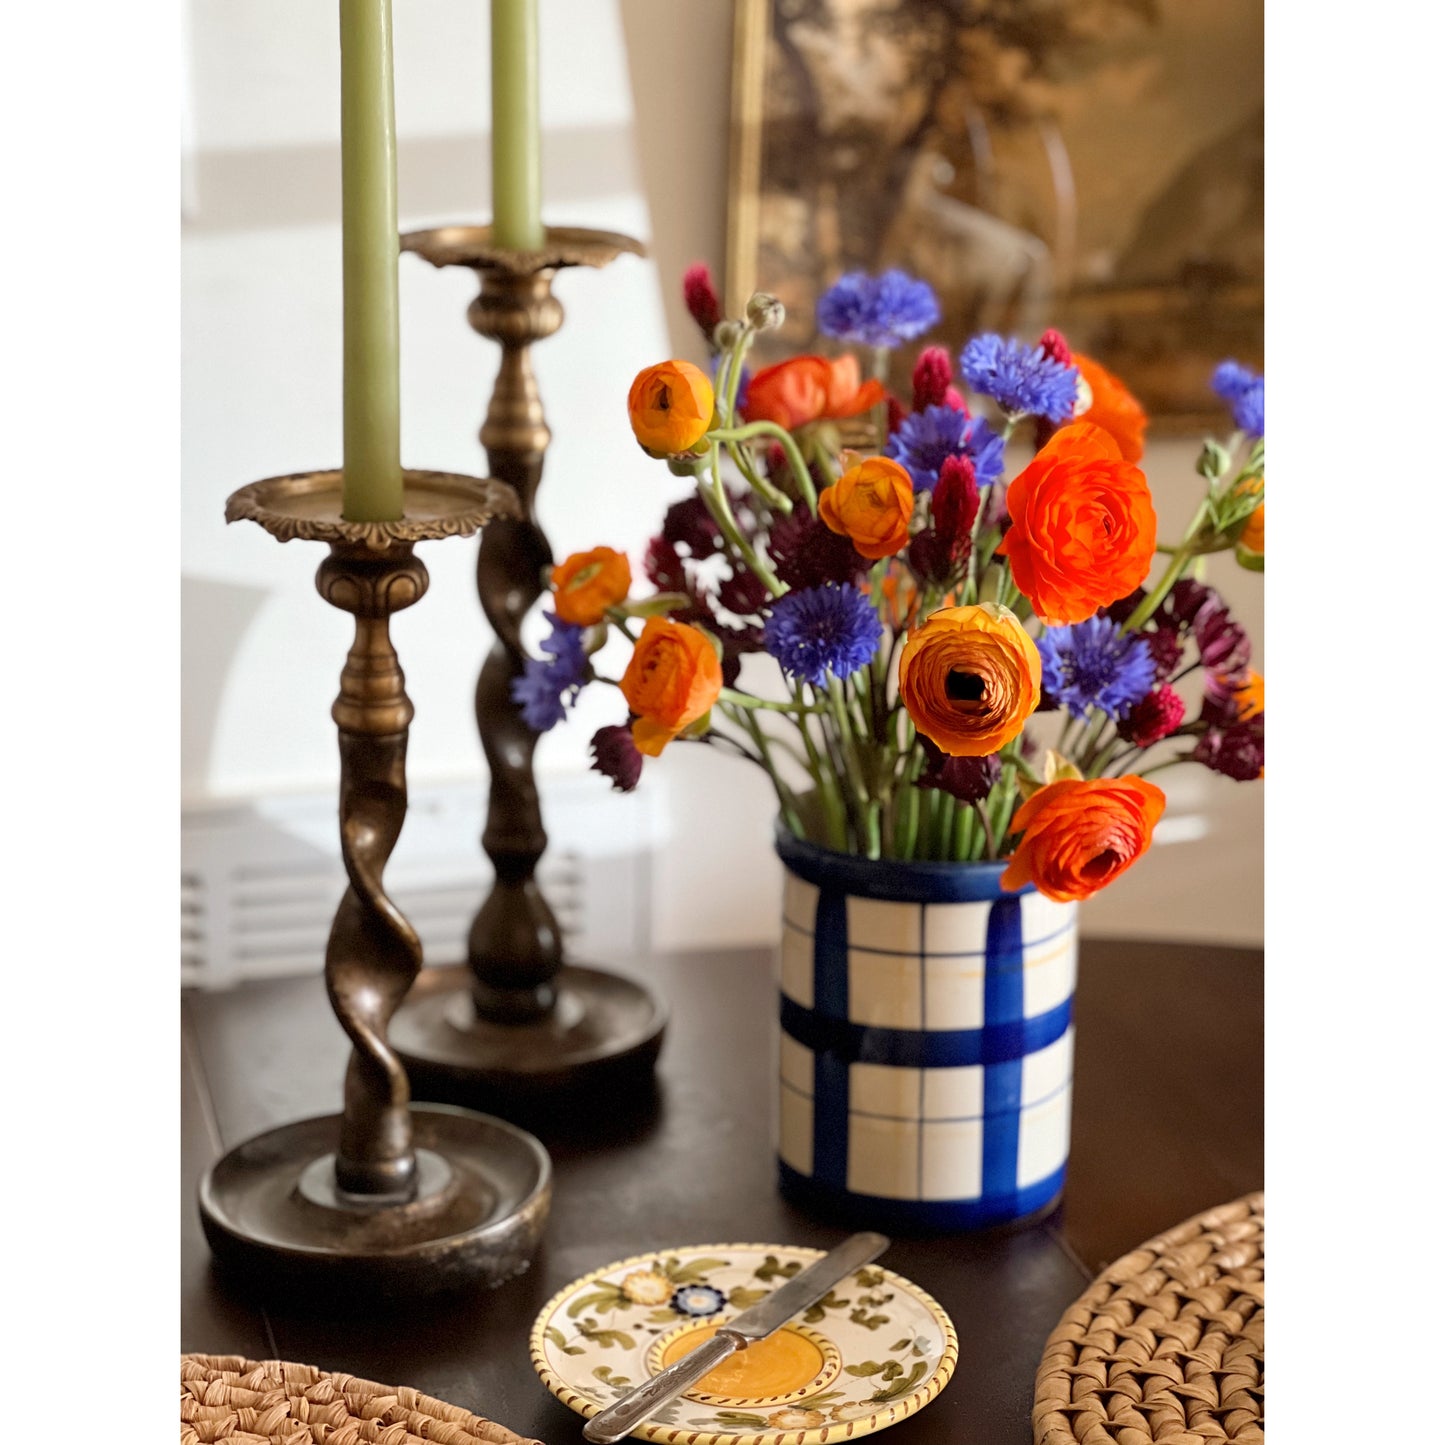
left=1074, top=353, right=1147, bottom=463
left=818, top=456, right=914, bottom=560
left=898, top=603, right=1041, bottom=757
left=628, top=360, right=715, bottom=456
left=1239, top=503, right=1264, bottom=555
left=619, top=616, right=723, bottom=757
left=742, top=353, right=887, bottom=431
left=997, top=421, right=1157, bottom=626
left=551, top=546, right=632, bottom=626
left=1235, top=670, right=1264, bottom=721
left=1001, top=775, right=1166, bottom=903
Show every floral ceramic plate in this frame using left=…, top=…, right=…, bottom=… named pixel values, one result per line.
left=529, top=1243, right=958, bottom=1445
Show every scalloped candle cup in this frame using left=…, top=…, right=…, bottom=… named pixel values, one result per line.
left=773, top=826, right=1079, bottom=1230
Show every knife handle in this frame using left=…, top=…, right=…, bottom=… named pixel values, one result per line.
left=582, top=1329, right=744, bottom=1444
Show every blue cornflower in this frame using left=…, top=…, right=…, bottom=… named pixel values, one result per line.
left=762, top=584, right=882, bottom=688
left=816, top=269, right=940, bottom=349
left=1037, top=617, right=1156, bottom=721
left=510, top=612, right=589, bottom=731
left=1212, top=360, right=1264, bottom=437
left=960, top=334, right=1079, bottom=422
left=886, top=405, right=1004, bottom=492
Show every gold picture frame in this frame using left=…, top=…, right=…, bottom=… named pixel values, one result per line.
left=725, top=0, right=1263, bottom=428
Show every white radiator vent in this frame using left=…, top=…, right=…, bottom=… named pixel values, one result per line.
left=182, top=776, right=657, bottom=990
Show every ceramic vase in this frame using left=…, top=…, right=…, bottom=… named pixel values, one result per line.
left=774, top=826, right=1078, bottom=1229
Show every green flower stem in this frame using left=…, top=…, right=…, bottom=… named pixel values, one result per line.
left=703, top=453, right=786, bottom=598
left=794, top=698, right=848, bottom=850
left=972, top=799, right=998, bottom=859
left=828, top=678, right=879, bottom=857
left=718, top=687, right=827, bottom=716
left=1121, top=497, right=1212, bottom=631
left=723, top=326, right=753, bottom=424
left=728, top=704, right=804, bottom=837
left=709, top=423, right=818, bottom=515
left=895, top=782, right=921, bottom=861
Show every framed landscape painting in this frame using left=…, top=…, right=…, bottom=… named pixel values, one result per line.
left=727, top=0, right=1263, bottom=429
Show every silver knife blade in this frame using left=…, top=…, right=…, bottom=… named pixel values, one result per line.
left=581, top=1233, right=889, bottom=1444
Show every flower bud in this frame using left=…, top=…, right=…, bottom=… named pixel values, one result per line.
left=746, top=292, right=786, bottom=331
left=713, top=320, right=744, bottom=351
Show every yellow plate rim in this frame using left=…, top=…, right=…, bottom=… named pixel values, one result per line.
left=528, top=1241, right=960, bottom=1445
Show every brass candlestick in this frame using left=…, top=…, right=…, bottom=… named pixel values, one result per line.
left=198, top=469, right=554, bottom=1295
left=391, top=225, right=666, bottom=1109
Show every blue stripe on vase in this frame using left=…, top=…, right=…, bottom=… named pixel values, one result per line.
left=776, top=825, right=1030, bottom=904
left=981, top=897, right=1025, bottom=1201
left=779, top=995, right=1072, bottom=1069
left=778, top=1160, right=1066, bottom=1231
left=811, top=883, right=850, bottom=1190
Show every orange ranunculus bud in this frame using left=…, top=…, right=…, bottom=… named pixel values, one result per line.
left=742, top=353, right=887, bottom=431
left=818, top=456, right=914, bottom=561
left=1001, top=775, right=1166, bottom=903
left=1239, top=503, right=1264, bottom=555
left=619, top=616, right=723, bottom=757
left=1073, top=353, right=1147, bottom=463
left=1235, top=670, right=1264, bottom=721
left=997, top=421, right=1157, bottom=627
left=551, top=546, right=632, bottom=626
left=628, top=360, right=715, bottom=456
left=898, top=603, right=1041, bottom=756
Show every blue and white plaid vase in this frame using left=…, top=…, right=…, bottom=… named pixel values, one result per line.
left=775, top=827, right=1078, bottom=1229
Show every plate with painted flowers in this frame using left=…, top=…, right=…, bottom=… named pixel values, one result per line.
left=529, top=1242, right=957, bottom=1445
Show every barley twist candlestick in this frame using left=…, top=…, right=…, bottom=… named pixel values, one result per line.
left=392, top=225, right=666, bottom=1109
left=199, top=470, right=553, bottom=1295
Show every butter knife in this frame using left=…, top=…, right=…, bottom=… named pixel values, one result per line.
left=581, top=1232, right=889, bottom=1444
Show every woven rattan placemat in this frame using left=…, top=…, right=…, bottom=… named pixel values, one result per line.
left=1033, top=1192, right=1263, bottom=1445
left=180, top=1354, right=544, bottom=1445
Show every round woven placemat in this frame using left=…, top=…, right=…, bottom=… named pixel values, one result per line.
left=181, top=1355, right=545, bottom=1445
left=1033, top=1192, right=1263, bottom=1445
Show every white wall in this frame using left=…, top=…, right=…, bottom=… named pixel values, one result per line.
left=183, top=0, right=1262, bottom=952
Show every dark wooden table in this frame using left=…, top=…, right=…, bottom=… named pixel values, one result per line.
left=182, top=938, right=1262, bottom=1445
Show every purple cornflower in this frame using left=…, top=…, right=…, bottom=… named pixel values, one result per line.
left=1212, top=360, right=1264, bottom=437
left=886, top=404, right=1005, bottom=492
left=762, top=584, right=882, bottom=687
left=816, top=269, right=940, bottom=349
left=511, top=612, right=589, bottom=731
left=960, top=334, right=1079, bottom=422
left=1036, top=617, right=1156, bottom=721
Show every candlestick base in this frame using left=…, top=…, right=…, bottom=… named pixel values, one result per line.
left=199, top=1104, right=550, bottom=1297
left=391, top=964, right=666, bottom=1114
left=399, top=223, right=667, bottom=1109
left=200, top=469, right=554, bottom=1296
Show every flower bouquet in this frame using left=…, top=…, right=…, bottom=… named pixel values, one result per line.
left=516, top=265, right=1264, bottom=907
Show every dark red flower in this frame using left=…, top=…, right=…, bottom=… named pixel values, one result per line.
left=911, top=345, right=954, bottom=411
left=886, top=394, right=908, bottom=436
left=933, top=455, right=980, bottom=556
left=918, top=737, right=1001, bottom=803
left=682, top=262, right=722, bottom=342
left=1146, top=628, right=1185, bottom=681
left=1193, top=714, right=1264, bottom=781
left=590, top=724, right=644, bottom=792
left=1038, top=328, right=1073, bottom=366
left=768, top=509, right=868, bottom=590
left=662, top=494, right=723, bottom=558
left=717, top=563, right=770, bottom=619
left=644, top=536, right=688, bottom=594
left=1117, top=685, right=1186, bottom=747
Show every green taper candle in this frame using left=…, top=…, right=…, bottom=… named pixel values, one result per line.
left=490, top=0, right=544, bottom=252
left=339, top=0, right=403, bottom=521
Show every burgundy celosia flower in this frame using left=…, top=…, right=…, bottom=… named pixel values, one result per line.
left=917, top=738, right=1001, bottom=803
left=590, top=724, right=643, bottom=792
left=1038, top=328, right=1072, bottom=366
left=1146, top=628, right=1184, bottom=680
left=933, top=455, right=980, bottom=556
left=911, top=345, right=954, bottom=411
left=682, top=262, right=722, bottom=341
left=886, top=395, right=908, bottom=436
left=1193, top=714, right=1264, bottom=781
left=1117, top=685, right=1186, bottom=747
left=768, top=509, right=868, bottom=590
